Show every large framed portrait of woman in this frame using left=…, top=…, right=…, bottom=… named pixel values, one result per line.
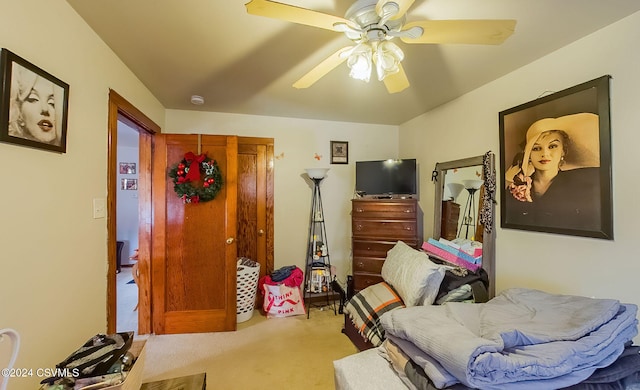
left=0, top=49, right=69, bottom=153
left=498, top=75, right=613, bottom=239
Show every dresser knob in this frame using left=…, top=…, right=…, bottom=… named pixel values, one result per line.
left=404, top=209, right=411, bottom=213
left=357, top=261, right=364, bottom=267
left=356, top=208, right=364, bottom=212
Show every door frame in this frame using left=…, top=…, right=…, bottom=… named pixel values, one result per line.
left=107, top=90, right=159, bottom=334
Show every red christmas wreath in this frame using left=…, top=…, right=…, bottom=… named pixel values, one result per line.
left=168, top=152, right=223, bottom=203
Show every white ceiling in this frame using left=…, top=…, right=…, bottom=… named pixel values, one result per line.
left=66, top=0, right=640, bottom=126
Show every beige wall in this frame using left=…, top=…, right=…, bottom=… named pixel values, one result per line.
left=0, top=1, right=164, bottom=388
left=400, top=11, right=640, bottom=342
left=3, top=0, right=639, bottom=387
left=164, top=110, right=399, bottom=280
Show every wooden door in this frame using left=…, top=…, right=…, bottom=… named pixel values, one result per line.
left=151, top=134, right=238, bottom=334
left=237, top=137, right=274, bottom=287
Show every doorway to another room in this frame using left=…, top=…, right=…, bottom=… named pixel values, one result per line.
left=116, top=121, right=140, bottom=334
left=105, top=93, right=275, bottom=334
left=107, top=90, right=158, bottom=335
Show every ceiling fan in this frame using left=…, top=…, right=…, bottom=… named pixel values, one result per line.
left=245, top=0, right=516, bottom=93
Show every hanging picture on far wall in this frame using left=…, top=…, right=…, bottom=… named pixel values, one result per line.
left=121, top=178, right=138, bottom=190
left=330, top=140, right=348, bottom=164
left=498, top=75, right=613, bottom=240
left=0, top=49, right=69, bottom=153
left=119, top=162, right=137, bottom=174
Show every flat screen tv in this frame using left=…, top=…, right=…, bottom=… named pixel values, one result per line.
left=355, top=159, right=417, bottom=197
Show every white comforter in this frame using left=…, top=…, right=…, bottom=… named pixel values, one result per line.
left=381, top=288, right=639, bottom=389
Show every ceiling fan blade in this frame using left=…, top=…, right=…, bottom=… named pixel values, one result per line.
left=246, top=0, right=356, bottom=32
left=293, top=46, right=354, bottom=89
left=383, top=63, right=409, bottom=94
left=376, top=0, right=415, bottom=21
left=401, top=19, right=516, bottom=45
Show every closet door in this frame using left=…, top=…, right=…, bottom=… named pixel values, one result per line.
left=237, top=137, right=274, bottom=287
left=151, top=134, right=238, bottom=334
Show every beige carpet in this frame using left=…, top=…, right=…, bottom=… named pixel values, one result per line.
left=141, top=307, right=358, bottom=389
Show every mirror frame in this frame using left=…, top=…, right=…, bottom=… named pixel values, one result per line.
left=432, top=154, right=496, bottom=298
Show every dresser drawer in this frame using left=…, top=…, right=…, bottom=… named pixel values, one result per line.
left=353, top=220, right=417, bottom=238
left=352, top=200, right=416, bottom=219
left=352, top=256, right=386, bottom=274
left=352, top=240, right=397, bottom=258
left=353, top=272, right=384, bottom=292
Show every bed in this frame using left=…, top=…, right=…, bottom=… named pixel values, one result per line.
left=336, top=242, right=640, bottom=389
left=336, top=287, right=640, bottom=389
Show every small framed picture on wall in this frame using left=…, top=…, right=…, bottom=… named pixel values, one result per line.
left=119, top=162, right=136, bottom=174
left=121, top=178, right=138, bottom=190
left=330, top=141, right=348, bottom=164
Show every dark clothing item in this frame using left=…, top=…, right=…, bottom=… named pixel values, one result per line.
left=270, top=265, right=297, bottom=282
left=258, top=266, right=304, bottom=292
left=435, top=267, right=489, bottom=303
left=505, top=168, right=601, bottom=231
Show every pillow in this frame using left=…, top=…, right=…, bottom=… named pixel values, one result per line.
left=344, top=281, right=405, bottom=347
left=381, top=241, right=446, bottom=306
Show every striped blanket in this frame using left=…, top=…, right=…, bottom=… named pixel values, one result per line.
left=344, top=282, right=405, bottom=347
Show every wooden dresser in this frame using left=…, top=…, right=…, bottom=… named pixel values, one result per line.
left=351, top=198, right=420, bottom=293
left=441, top=200, right=461, bottom=240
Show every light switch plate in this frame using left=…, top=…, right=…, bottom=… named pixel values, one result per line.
left=93, top=198, right=106, bottom=219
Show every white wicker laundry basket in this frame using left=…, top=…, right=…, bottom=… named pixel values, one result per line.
left=236, top=258, right=260, bottom=323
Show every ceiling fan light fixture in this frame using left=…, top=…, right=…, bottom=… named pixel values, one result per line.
left=374, top=41, right=404, bottom=81
left=245, top=0, right=514, bottom=93
left=347, top=43, right=373, bottom=82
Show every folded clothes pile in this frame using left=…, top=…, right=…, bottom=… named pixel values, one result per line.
left=259, top=265, right=303, bottom=289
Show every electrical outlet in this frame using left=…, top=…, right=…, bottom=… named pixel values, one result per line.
left=93, top=198, right=106, bottom=219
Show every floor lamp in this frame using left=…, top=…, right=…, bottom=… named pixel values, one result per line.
left=304, top=168, right=336, bottom=317
left=457, top=179, right=484, bottom=240
left=446, top=182, right=465, bottom=203
left=305, top=168, right=329, bottom=225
